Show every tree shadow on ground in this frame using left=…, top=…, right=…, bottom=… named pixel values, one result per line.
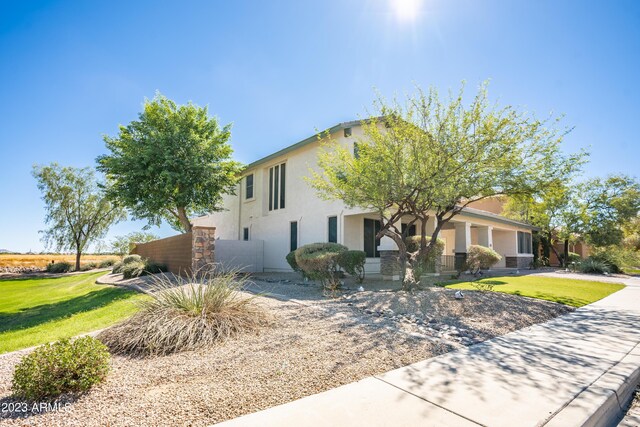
left=0, top=287, right=136, bottom=334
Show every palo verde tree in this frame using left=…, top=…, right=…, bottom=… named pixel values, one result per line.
left=97, top=93, right=243, bottom=232
left=571, top=174, right=640, bottom=247
left=503, top=179, right=584, bottom=267
left=33, top=164, right=126, bottom=270
left=309, top=82, right=585, bottom=289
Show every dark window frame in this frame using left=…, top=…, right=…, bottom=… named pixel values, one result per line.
left=328, top=216, right=338, bottom=243
left=364, top=218, right=381, bottom=258
left=517, top=231, right=532, bottom=254
left=243, top=227, right=250, bottom=241
left=268, top=162, right=286, bottom=211
left=290, top=221, right=298, bottom=252
left=245, top=174, right=254, bottom=200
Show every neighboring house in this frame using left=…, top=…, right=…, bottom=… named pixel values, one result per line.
left=193, top=120, right=537, bottom=278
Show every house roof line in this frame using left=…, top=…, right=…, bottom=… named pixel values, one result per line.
left=244, top=117, right=384, bottom=171
left=459, top=206, right=539, bottom=230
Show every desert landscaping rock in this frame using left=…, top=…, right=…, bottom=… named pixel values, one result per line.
left=0, top=278, right=573, bottom=426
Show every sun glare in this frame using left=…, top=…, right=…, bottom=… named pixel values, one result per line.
left=391, top=0, right=422, bottom=22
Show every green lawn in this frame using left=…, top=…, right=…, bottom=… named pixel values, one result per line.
left=445, top=275, right=624, bottom=307
left=624, top=268, right=640, bottom=275
left=0, top=271, right=146, bottom=353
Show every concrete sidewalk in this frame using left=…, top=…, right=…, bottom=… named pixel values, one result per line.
left=216, top=277, right=640, bottom=427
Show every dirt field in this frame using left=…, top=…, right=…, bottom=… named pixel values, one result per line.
left=0, top=254, right=118, bottom=269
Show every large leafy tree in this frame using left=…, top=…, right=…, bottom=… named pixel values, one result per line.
left=110, top=231, right=159, bottom=256
left=503, top=180, right=582, bottom=267
left=33, top=164, right=126, bottom=270
left=97, top=93, right=243, bottom=232
left=309, top=82, right=585, bottom=289
left=571, top=175, right=640, bottom=247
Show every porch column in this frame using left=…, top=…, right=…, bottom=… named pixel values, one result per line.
left=477, top=226, right=493, bottom=249
left=454, top=221, right=471, bottom=271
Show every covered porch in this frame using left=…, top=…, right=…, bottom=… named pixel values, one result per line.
left=340, top=210, right=535, bottom=280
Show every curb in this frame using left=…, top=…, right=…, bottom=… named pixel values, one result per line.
left=545, top=344, right=640, bottom=427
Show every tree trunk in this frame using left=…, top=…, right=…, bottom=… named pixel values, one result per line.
left=563, top=238, right=570, bottom=267
left=75, top=251, right=81, bottom=271
left=402, top=259, right=417, bottom=291
left=177, top=207, right=192, bottom=232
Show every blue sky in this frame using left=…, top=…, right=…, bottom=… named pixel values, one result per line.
left=0, top=0, right=638, bottom=252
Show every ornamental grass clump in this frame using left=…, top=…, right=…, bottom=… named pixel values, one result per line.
left=12, top=337, right=110, bottom=401
left=98, top=271, right=272, bottom=357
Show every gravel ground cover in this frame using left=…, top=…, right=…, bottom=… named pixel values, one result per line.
left=619, top=386, right=640, bottom=426
left=0, top=275, right=573, bottom=426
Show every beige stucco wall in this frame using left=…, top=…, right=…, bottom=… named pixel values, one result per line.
left=194, top=123, right=536, bottom=272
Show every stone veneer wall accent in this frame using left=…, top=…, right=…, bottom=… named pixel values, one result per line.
left=505, top=255, right=534, bottom=269
left=192, top=226, right=216, bottom=274
left=380, top=250, right=402, bottom=280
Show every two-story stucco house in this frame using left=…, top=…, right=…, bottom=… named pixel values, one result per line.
left=193, top=119, right=536, bottom=278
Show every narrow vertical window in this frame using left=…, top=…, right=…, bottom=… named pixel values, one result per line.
left=273, top=165, right=279, bottom=211
left=268, top=163, right=286, bottom=211
left=328, top=216, right=337, bottom=243
left=245, top=174, right=254, bottom=199
left=280, top=163, right=286, bottom=209
left=290, top=221, right=298, bottom=252
left=243, top=227, right=249, bottom=241
left=268, top=168, right=273, bottom=211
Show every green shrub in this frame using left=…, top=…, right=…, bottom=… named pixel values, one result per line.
left=121, top=259, right=167, bottom=279
left=295, top=243, right=348, bottom=290
left=286, top=251, right=304, bottom=275
left=112, top=261, right=124, bottom=274
left=46, top=261, right=73, bottom=273
left=589, top=246, right=639, bottom=274
left=98, top=271, right=272, bottom=356
left=98, top=258, right=119, bottom=268
left=579, top=257, right=610, bottom=274
left=405, top=236, right=445, bottom=275
left=122, top=254, right=142, bottom=264
left=122, top=260, right=146, bottom=279
left=79, top=262, right=98, bottom=271
left=338, top=250, right=366, bottom=283
left=12, top=337, right=110, bottom=401
left=465, top=245, right=502, bottom=273
left=144, top=261, right=167, bottom=274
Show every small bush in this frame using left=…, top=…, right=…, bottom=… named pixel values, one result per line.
left=286, top=251, right=304, bottom=275
left=46, top=261, right=73, bottom=273
left=122, top=260, right=146, bottom=279
left=114, top=256, right=166, bottom=278
left=12, top=337, right=110, bottom=401
left=98, top=258, right=119, bottom=268
left=98, top=271, right=272, bottom=356
left=144, top=261, right=167, bottom=275
left=295, top=243, right=348, bottom=290
left=579, top=257, right=611, bottom=274
left=338, top=250, right=366, bottom=283
left=122, top=254, right=142, bottom=264
left=79, top=262, right=98, bottom=271
left=465, top=245, right=501, bottom=274
left=112, top=261, right=124, bottom=274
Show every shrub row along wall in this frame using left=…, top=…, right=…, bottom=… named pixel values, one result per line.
left=131, top=227, right=216, bottom=275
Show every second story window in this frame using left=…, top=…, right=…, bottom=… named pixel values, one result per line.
left=268, top=163, right=286, bottom=211
left=245, top=174, right=254, bottom=199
